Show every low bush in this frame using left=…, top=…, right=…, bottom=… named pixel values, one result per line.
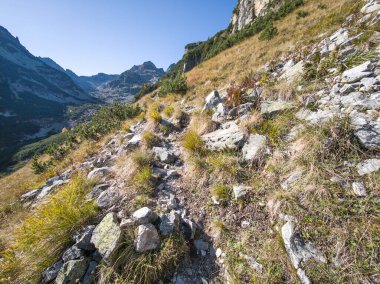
left=132, top=166, right=155, bottom=195
left=158, top=74, right=188, bottom=97
left=258, top=22, right=278, bottom=41
left=182, top=130, right=205, bottom=154
left=163, top=105, right=175, bottom=117
left=149, top=111, right=163, bottom=123
left=211, top=184, right=231, bottom=204
left=142, top=131, right=161, bottom=148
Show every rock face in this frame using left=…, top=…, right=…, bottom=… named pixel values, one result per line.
left=90, top=213, right=122, bottom=263
left=134, top=224, right=160, bottom=253
left=241, top=134, right=267, bottom=163
left=231, top=0, right=271, bottom=32
left=55, top=258, right=90, bottom=284
left=202, top=122, right=246, bottom=151
left=282, top=220, right=326, bottom=284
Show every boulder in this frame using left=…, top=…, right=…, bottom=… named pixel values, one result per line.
left=280, top=60, right=304, bottom=82
left=62, top=245, right=85, bottom=262
left=55, top=258, right=89, bottom=284
left=281, top=220, right=326, bottom=284
left=127, top=134, right=142, bottom=148
left=228, top=102, right=254, bottom=118
left=96, top=188, right=120, bottom=210
left=159, top=211, right=180, bottom=236
left=37, top=179, right=66, bottom=200
left=260, top=101, right=294, bottom=116
left=81, top=261, right=98, bottom=284
left=152, top=147, right=177, bottom=164
left=241, top=134, right=267, bottom=163
left=341, top=61, right=373, bottom=84
left=233, top=185, right=251, bottom=200
left=132, top=207, right=159, bottom=224
left=134, top=224, right=160, bottom=252
left=202, top=90, right=222, bottom=112
left=42, top=261, right=63, bottom=283
left=352, top=182, right=367, bottom=197
left=357, top=159, right=380, bottom=176
left=202, top=121, right=246, bottom=151
left=90, top=213, right=122, bottom=263
left=211, top=103, right=228, bottom=123
left=73, top=225, right=96, bottom=251
left=87, top=167, right=112, bottom=180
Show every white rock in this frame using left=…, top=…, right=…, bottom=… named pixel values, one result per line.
left=242, top=134, right=267, bottom=163
left=260, top=101, right=294, bottom=116
left=134, top=224, right=160, bottom=252
left=233, top=185, right=252, bottom=200
left=132, top=207, right=158, bottom=224
left=280, top=61, right=304, bottom=82
left=361, top=0, right=380, bottom=14
left=202, top=121, right=246, bottom=151
left=352, top=182, right=368, bottom=197
left=202, top=90, right=221, bottom=112
left=341, top=61, right=373, bottom=84
left=357, top=159, right=380, bottom=175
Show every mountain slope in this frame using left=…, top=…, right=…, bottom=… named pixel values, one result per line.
left=94, top=61, right=165, bottom=103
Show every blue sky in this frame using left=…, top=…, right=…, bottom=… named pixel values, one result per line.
left=0, top=0, right=236, bottom=76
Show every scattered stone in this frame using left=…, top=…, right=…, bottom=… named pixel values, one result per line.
left=182, top=218, right=197, bottom=240
left=341, top=61, right=373, bottom=84
left=134, top=224, right=160, bottom=252
left=241, top=134, right=267, bottom=163
left=73, top=225, right=96, bottom=251
left=159, top=210, right=180, bottom=236
left=352, top=182, right=368, bottom=197
left=96, top=188, right=120, bottom=210
left=357, top=159, right=380, bottom=175
left=42, top=261, right=63, bottom=283
left=87, top=167, right=112, bottom=180
left=216, top=248, right=223, bottom=258
left=260, top=100, right=294, bottom=116
left=281, top=220, right=326, bottom=284
left=233, top=185, right=251, bottom=200
left=91, top=213, right=123, bottom=263
left=132, top=207, right=159, bottom=224
left=281, top=171, right=304, bottom=190
left=245, top=256, right=263, bottom=273
left=152, top=147, right=177, bottom=164
left=202, top=121, right=246, bottom=151
left=280, top=60, right=304, bottom=82
left=202, top=90, right=222, bottom=112
left=62, top=245, right=85, bottom=262
left=241, top=220, right=250, bottom=229
left=55, top=258, right=90, bottom=284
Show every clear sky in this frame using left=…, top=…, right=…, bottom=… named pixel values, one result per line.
left=0, top=0, right=236, bottom=76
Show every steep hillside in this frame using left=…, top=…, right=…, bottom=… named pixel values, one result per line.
left=0, top=0, right=379, bottom=284
left=0, top=26, right=97, bottom=169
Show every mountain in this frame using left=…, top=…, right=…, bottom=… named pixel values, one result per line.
left=0, top=26, right=97, bottom=166
left=94, top=61, right=165, bottom=103
left=230, top=0, right=271, bottom=32
left=40, top=57, right=119, bottom=92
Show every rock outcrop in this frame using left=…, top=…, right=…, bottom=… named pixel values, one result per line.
left=231, top=0, right=271, bottom=32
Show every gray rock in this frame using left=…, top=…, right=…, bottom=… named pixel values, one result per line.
left=361, top=0, right=380, bottom=14
left=355, top=127, right=380, bottom=150
left=233, top=185, right=251, bottom=200
left=296, top=109, right=337, bottom=124
left=339, top=84, right=358, bottom=94
left=228, top=102, right=254, bottom=117
left=120, top=218, right=135, bottom=229
left=260, top=101, right=294, bottom=116
left=80, top=261, right=98, bottom=284
left=182, top=218, right=197, bottom=240
left=357, top=159, right=380, bottom=176
left=352, top=182, right=367, bottom=197
left=281, top=220, right=326, bottom=284
left=241, top=134, right=267, bottom=163
left=245, top=256, right=263, bottom=273
left=281, top=171, right=304, bottom=190
left=152, top=147, right=177, bottom=164
left=341, top=61, right=373, bottom=84
left=134, top=224, right=160, bottom=252
left=132, top=207, right=159, bottom=224
left=87, top=184, right=110, bottom=200
left=21, top=189, right=41, bottom=201
left=167, top=170, right=180, bottom=179
left=202, top=90, right=222, bottom=112
left=280, top=61, right=304, bottom=82
left=212, top=103, right=228, bottom=123
left=96, top=188, right=120, bottom=210
left=127, top=134, right=142, bottom=148
left=159, top=211, right=180, bottom=236
left=73, top=226, right=95, bottom=251
left=202, top=121, right=246, bottom=151
left=90, top=213, right=122, bottom=263
left=194, top=240, right=209, bottom=251
left=62, top=245, right=85, bottom=262
left=55, top=258, right=89, bottom=284
left=37, top=179, right=66, bottom=200
left=42, top=261, right=63, bottom=283
left=87, top=167, right=112, bottom=180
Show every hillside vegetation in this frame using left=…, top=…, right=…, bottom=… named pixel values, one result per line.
left=1, top=0, right=380, bottom=283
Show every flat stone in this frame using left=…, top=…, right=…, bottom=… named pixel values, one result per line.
left=361, top=0, right=380, bottom=14
left=96, top=188, right=120, bottom=210
left=280, top=60, right=304, bottom=82
left=21, top=189, right=41, bottom=201
left=55, top=258, right=90, bottom=284
left=341, top=61, right=374, bottom=84
left=62, top=245, right=85, bottom=262
left=233, top=185, right=252, bottom=200
left=120, top=218, right=135, bottom=229
left=357, top=159, right=380, bottom=175
left=90, top=213, right=122, bottom=263
left=127, top=134, right=142, bottom=148
left=202, top=121, right=246, bottom=151
left=260, top=101, right=294, bottom=116
left=241, top=134, right=267, bottom=163
left=37, top=179, right=65, bottom=200
left=134, top=224, right=160, bottom=252
left=132, top=207, right=159, bottom=224
left=352, top=182, right=367, bottom=197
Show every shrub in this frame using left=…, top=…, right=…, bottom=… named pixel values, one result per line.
left=226, top=83, right=245, bottom=108
left=135, top=83, right=158, bottom=99
left=296, top=10, right=310, bottom=18
left=158, top=75, right=188, bottom=97
left=131, top=149, right=153, bottom=168
left=142, top=131, right=161, bottom=148
left=132, top=166, right=154, bottom=194
left=163, top=105, right=175, bottom=117
left=259, top=22, right=278, bottom=41
left=150, top=111, right=163, bottom=123
left=31, top=155, right=52, bottom=174
left=0, top=174, right=98, bottom=283
left=182, top=130, right=205, bottom=153
left=212, top=184, right=231, bottom=204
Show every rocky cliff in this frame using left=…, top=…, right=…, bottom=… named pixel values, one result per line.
left=231, top=0, right=271, bottom=32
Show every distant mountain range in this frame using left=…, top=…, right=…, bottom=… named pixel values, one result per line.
left=0, top=25, right=165, bottom=168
